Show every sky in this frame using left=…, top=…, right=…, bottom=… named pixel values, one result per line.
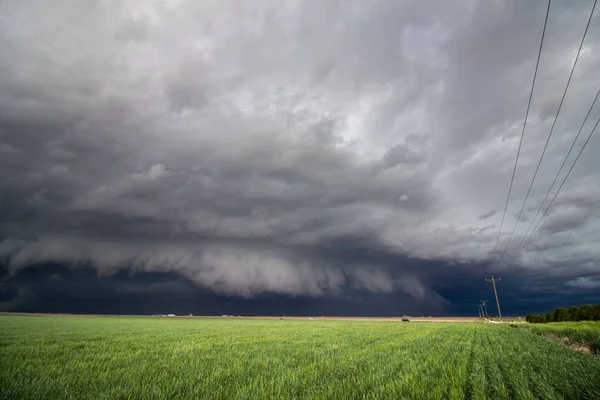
left=1, top=0, right=600, bottom=316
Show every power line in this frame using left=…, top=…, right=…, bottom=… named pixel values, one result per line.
left=504, top=89, right=600, bottom=264
left=491, top=0, right=551, bottom=264
left=501, top=0, right=597, bottom=260
left=506, top=113, right=600, bottom=267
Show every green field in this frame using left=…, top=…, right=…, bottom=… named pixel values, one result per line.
left=512, top=321, right=600, bottom=354
left=1, top=316, right=600, bottom=399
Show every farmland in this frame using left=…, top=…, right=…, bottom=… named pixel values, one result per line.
left=1, top=316, right=600, bottom=399
left=512, top=321, right=600, bottom=354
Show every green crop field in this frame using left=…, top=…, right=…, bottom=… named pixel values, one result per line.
left=512, top=321, right=600, bottom=355
left=1, top=315, right=599, bottom=399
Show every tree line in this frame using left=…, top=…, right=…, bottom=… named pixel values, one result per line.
left=526, top=303, right=600, bottom=323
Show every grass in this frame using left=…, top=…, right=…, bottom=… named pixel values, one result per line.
left=511, top=321, right=600, bottom=355
left=1, top=316, right=600, bottom=399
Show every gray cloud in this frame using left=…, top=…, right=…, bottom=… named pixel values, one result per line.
left=478, top=210, right=497, bottom=220
left=1, top=0, right=599, bottom=303
left=540, top=206, right=592, bottom=234
left=566, top=276, right=600, bottom=290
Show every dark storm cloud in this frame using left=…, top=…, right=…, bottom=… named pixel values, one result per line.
left=2, top=259, right=593, bottom=316
left=1, top=0, right=599, bottom=313
left=0, top=263, right=448, bottom=315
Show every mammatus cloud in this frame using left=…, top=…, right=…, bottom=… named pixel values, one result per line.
left=1, top=0, right=599, bottom=306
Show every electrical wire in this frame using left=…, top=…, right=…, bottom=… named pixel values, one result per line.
left=500, top=0, right=597, bottom=259
left=503, top=89, right=600, bottom=264
left=506, top=114, right=600, bottom=267
left=490, top=0, right=552, bottom=264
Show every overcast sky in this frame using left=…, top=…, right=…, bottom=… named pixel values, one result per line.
left=1, top=0, right=599, bottom=315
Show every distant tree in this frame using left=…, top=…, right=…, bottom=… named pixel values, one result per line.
left=567, top=306, right=579, bottom=321
left=553, top=308, right=563, bottom=322
left=592, top=304, right=600, bottom=321
left=580, top=305, right=592, bottom=321
left=526, top=303, right=600, bottom=323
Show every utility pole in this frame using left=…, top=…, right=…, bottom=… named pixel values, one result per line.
left=485, top=277, right=502, bottom=319
left=478, top=307, right=482, bottom=318
left=480, top=300, right=489, bottom=319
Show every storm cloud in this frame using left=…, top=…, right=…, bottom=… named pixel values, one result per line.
left=1, top=0, right=599, bottom=314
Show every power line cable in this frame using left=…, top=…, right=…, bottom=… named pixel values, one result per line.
left=501, top=0, right=597, bottom=259
left=490, top=0, right=552, bottom=264
left=507, top=113, right=600, bottom=267
left=504, top=89, right=600, bottom=264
